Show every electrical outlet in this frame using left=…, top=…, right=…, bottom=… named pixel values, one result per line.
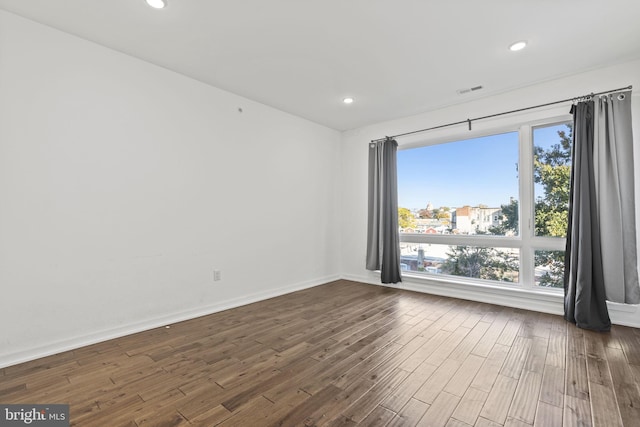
left=213, top=270, right=221, bottom=281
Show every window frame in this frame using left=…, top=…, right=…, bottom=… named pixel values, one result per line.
left=398, top=115, right=571, bottom=290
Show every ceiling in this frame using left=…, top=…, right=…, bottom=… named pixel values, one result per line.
left=1, top=0, right=640, bottom=131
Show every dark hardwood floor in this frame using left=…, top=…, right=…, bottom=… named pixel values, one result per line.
left=2, top=280, right=640, bottom=426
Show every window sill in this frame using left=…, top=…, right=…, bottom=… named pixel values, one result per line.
left=403, top=271, right=562, bottom=297
left=367, top=270, right=640, bottom=326
left=371, top=270, right=563, bottom=316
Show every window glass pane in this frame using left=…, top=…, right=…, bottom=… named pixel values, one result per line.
left=533, top=123, right=572, bottom=237
left=400, top=242, right=519, bottom=283
left=534, top=250, right=565, bottom=288
left=398, top=132, right=519, bottom=236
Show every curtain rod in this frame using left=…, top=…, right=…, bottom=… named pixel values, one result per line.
left=371, top=85, right=633, bottom=143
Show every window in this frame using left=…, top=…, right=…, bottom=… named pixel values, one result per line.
left=397, top=120, right=571, bottom=290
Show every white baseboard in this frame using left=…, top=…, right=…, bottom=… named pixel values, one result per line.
left=341, top=273, right=640, bottom=328
left=606, top=301, right=640, bottom=328
left=0, top=274, right=340, bottom=369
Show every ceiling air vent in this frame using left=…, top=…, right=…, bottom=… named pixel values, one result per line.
left=456, top=85, right=484, bottom=95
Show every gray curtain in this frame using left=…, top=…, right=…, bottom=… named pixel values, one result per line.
left=366, top=138, right=402, bottom=284
left=564, top=90, right=639, bottom=331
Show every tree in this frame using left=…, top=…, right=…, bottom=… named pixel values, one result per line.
left=535, top=250, right=565, bottom=288
left=488, top=198, right=518, bottom=236
left=433, top=210, right=451, bottom=220
left=534, top=126, right=571, bottom=237
left=442, top=246, right=518, bottom=282
left=398, top=207, right=416, bottom=229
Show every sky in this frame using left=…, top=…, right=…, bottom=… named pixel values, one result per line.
left=397, top=123, right=570, bottom=210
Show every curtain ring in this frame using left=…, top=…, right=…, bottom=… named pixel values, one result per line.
left=618, top=93, right=626, bottom=100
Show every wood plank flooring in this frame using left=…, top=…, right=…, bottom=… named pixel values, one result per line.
left=2, top=280, right=640, bottom=426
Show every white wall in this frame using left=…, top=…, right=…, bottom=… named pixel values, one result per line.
left=0, top=10, right=342, bottom=368
left=341, top=59, right=640, bottom=327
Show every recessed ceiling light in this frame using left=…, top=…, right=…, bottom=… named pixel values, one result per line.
left=145, top=0, right=167, bottom=9
left=343, top=97, right=354, bottom=104
left=509, top=41, right=527, bottom=52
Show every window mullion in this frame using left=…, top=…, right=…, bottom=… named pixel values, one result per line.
left=519, top=124, right=535, bottom=288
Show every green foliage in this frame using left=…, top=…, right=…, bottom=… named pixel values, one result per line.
left=533, top=126, right=572, bottom=238
left=535, top=207, right=570, bottom=238
left=433, top=210, right=450, bottom=219
left=535, top=250, right=565, bottom=288
left=442, top=246, right=518, bottom=282
left=398, top=207, right=416, bottom=229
